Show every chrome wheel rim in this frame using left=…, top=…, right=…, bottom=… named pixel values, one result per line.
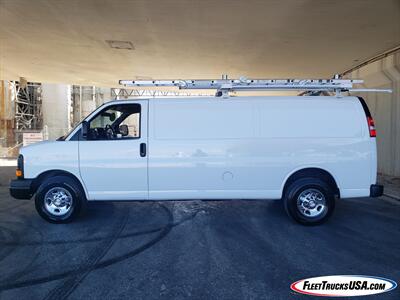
left=44, top=187, right=73, bottom=216
left=297, top=188, right=326, bottom=218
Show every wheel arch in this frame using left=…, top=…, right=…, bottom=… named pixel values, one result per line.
left=32, top=170, right=88, bottom=200
left=282, top=167, right=340, bottom=199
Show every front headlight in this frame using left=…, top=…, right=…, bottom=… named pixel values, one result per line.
left=16, top=154, right=24, bottom=179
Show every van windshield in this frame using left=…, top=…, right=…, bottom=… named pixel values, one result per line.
left=58, top=122, right=82, bottom=141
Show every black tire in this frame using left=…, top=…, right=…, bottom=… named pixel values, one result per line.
left=35, top=175, right=86, bottom=223
left=283, top=178, right=335, bottom=225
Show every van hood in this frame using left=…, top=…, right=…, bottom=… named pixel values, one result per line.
left=19, top=140, right=59, bottom=156
left=22, top=140, right=56, bottom=149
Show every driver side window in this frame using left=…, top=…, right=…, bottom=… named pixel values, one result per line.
left=120, top=113, right=140, bottom=138
left=86, top=104, right=141, bottom=141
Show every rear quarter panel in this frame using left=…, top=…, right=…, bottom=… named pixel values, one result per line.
left=255, top=96, right=373, bottom=198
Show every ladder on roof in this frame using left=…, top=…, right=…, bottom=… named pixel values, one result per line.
left=119, top=75, right=392, bottom=97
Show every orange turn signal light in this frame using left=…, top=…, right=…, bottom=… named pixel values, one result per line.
left=16, top=169, right=23, bottom=178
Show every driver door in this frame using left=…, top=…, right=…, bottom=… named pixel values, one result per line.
left=79, top=101, right=148, bottom=200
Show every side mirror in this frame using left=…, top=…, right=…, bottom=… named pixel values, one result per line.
left=119, top=124, right=129, bottom=136
left=82, top=121, right=89, bottom=139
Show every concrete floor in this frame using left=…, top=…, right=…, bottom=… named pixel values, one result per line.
left=0, top=187, right=399, bottom=300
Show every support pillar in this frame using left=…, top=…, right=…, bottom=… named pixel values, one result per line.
left=41, top=84, right=71, bottom=140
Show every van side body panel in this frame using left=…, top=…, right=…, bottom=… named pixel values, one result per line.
left=19, top=96, right=375, bottom=201
left=148, top=96, right=373, bottom=200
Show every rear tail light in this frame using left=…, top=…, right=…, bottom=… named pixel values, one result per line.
left=367, top=117, right=376, bottom=137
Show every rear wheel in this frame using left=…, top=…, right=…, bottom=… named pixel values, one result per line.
left=283, top=178, right=335, bottom=225
left=35, top=175, right=86, bottom=223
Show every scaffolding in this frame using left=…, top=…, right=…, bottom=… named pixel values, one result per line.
left=0, top=81, right=43, bottom=157
left=11, top=81, right=42, bottom=131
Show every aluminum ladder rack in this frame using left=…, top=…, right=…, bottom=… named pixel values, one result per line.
left=119, top=76, right=392, bottom=97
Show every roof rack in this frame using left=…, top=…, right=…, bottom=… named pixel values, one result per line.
left=119, top=75, right=392, bottom=97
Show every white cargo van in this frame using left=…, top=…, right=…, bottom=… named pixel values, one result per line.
left=10, top=93, right=383, bottom=225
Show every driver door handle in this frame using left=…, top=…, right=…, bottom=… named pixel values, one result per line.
left=140, top=143, right=146, bottom=157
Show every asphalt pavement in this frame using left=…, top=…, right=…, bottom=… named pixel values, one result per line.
left=0, top=186, right=399, bottom=300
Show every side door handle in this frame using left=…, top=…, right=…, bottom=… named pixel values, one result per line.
left=140, top=143, right=146, bottom=157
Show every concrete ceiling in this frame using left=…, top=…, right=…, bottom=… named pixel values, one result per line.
left=0, top=0, right=399, bottom=87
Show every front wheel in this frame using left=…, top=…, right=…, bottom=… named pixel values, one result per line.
left=35, top=175, right=86, bottom=223
left=283, top=178, right=335, bottom=225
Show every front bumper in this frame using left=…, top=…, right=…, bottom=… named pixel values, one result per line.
left=370, top=184, right=384, bottom=198
left=9, top=179, right=34, bottom=200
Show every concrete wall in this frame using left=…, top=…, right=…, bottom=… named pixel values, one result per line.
left=71, top=86, right=111, bottom=127
left=348, top=52, right=400, bottom=177
left=42, top=83, right=71, bottom=140
left=79, top=86, right=96, bottom=119
left=0, top=81, right=16, bottom=149
left=99, top=87, right=112, bottom=104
